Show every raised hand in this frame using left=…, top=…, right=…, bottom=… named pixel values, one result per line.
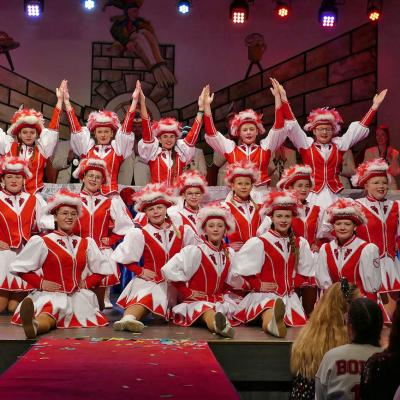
left=56, top=80, right=67, bottom=108
left=198, top=86, right=206, bottom=111
left=63, top=80, right=72, bottom=110
left=269, top=77, right=282, bottom=108
left=372, top=89, right=388, bottom=110
left=203, top=85, right=214, bottom=115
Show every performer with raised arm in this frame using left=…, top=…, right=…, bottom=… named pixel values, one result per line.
left=64, top=81, right=138, bottom=194
left=275, top=78, right=387, bottom=207
left=0, top=81, right=65, bottom=194
left=72, top=158, right=134, bottom=308
left=315, top=198, right=381, bottom=298
left=162, top=203, right=239, bottom=338
left=203, top=79, right=287, bottom=200
left=111, top=183, right=200, bottom=333
left=223, top=160, right=263, bottom=251
left=10, top=189, right=114, bottom=338
left=138, top=83, right=205, bottom=185
left=352, top=159, right=400, bottom=318
left=0, top=157, right=51, bottom=314
left=233, top=190, right=314, bottom=337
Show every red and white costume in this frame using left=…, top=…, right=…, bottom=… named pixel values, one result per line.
left=204, top=108, right=287, bottom=200
left=352, top=159, right=400, bottom=292
left=168, top=170, right=208, bottom=234
left=162, top=204, right=240, bottom=326
left=111, top=184, right=200, bottom=319
left=223, top=161, right=262, bottom=250
left=0, top=107, right=60, bottom=194
left=10, top=190, right=114, bottom=328
left=233, top=191, right=314, bottom=326
left=67, top=109, right=135, bottom=194
left=0, top=157, right=51, bottom=291
left=138, top=117, right=201, bottom=185
left=315, top=199, right=381, bottom=296
left=283, top=102, right=377, bottom=207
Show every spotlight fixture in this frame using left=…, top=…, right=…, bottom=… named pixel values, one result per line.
left=319, top=0, right=338, bottom=27
left=83, top=0, right=96, bottom=10
left=230, top=0, right=249, bottom=24
left=177, top=0, right=191, bottom=15
left=24, top=0, right=44, bottom=17
left=367, top=0, right=382, bottom=21
left=276, top=1, right=290, bottom=18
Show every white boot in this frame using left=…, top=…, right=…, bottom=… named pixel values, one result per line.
left=113, top=314, right=145, bottom=333
left=214, top=312, right=235, bottom=338
left=104, top=287, right=113, bottom=309
left=266, top=298, right=287, bottom=338
left=20, top=297, right=38, bottom=339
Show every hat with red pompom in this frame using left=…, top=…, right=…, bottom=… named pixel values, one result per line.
left=326, top=198, right=367, bottom=226
left=277, top=164, right=314, bottom=190
left=351, top=158, right=390, bottom=188
left=229, top=109, right=265, bottom=137
left=197, top=202, right=236, bottom=235
left=260, top=190, right=301, bottom=217
left=86, top=110, right=121, bottom=133
left=0, top=156, right=32, bottom=179
left=304, top=108, right=343, bottom=135
left=225, top=160, right=260, bottom=186
left=7, top=108, right=45, bottom=136
left=152, top=117, right=182, bottom=138
left=43, top=188, right=83, bottom=217
left=175, top=170, right=208, bottom=195
left=133, top=183, right=177, bottom=212
left=72, top=158, right=110, bottom=185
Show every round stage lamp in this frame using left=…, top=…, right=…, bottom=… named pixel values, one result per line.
left=177, top=0, right=191, bottom=15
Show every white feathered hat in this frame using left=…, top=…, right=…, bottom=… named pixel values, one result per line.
left=0, top=156, right=32, bottom=179
left=86, top=110, right=120, bottom=133
left=277, top=164, right=314, bottom=190
left=260, top=190, right=301, bottom=217
left=43, top=188, right=83, bottom=217
left=197, top=202, right=236, bottom=235
left=151, top=117, right=182, bottom=138
left=326, top=198, right=367, bottom=226
left=7, top=108, right=45, bottom=136
left=304, top=107, right=343, bottom=135
left=224, top=160, right=260, bottom=185
left=73, top=158, right=110, bottom=184
left=175, top=170, right=208, bottom=195
left=133, top=183, right=177, bottom=212
left=229, top=109, right=265, bottom=137
left=351, top=158, right=390, bottom=188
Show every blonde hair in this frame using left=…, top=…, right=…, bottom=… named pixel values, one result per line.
left=290, top=283, right=352, bottom=379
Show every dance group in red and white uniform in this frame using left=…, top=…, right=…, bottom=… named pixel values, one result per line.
left=0, top=77, right=396, bottom=340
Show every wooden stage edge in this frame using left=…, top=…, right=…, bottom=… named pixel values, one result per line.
left=0, top=309, right=391, bottom=397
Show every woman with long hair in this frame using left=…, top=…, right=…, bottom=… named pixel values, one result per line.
left=290, top=280, right=357, bottom=399
left=233, top=190, right=314, bottom=337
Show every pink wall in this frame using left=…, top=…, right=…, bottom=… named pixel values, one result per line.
left=0, top=0, right=399, bottom=141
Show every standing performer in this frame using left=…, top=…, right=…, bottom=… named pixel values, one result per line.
left=0, top=81, right=65, bottom=194
left=0, top=157, right=50, bottom=313
left=72, top=158, right=134, bottom=308
left=10, top=189, right=114, bottom=338
left=276, top=79, right=387, bottom=207
left=276, top=164, right=323, bottom=316
left=64, top=81, right=138, bottom=194
left=233, top=190, right=314, bottom=337
left=138, top=83, right=205, bottom=185
left=315, top=198, right=381, bottom=298
left=111, top=183, right=200, bottom=332
left=162, top=203, right=239, bottom=338
left=203, top=79, right=287, bottom=201
left=223, top=160, right=262, bottom=251
left=352, top=158, right=400, bottom=318
left=169, top=170, right=208, bottom=234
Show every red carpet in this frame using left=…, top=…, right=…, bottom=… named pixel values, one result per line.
left=0, top=338, right=239, bottom=400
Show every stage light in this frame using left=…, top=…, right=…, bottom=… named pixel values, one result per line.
left=319, top=0, right=338, bottom=27
left=177, top=0, right=191, bottom=15
left=24, top=0, right=44, bottom=17
left=230, top=0, right=249, bottom=24
left=276, top=1, right=290, bottom=18
left=367, top=0, right=382, bottom=21
left=83, top=0, right=96, bottom=10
